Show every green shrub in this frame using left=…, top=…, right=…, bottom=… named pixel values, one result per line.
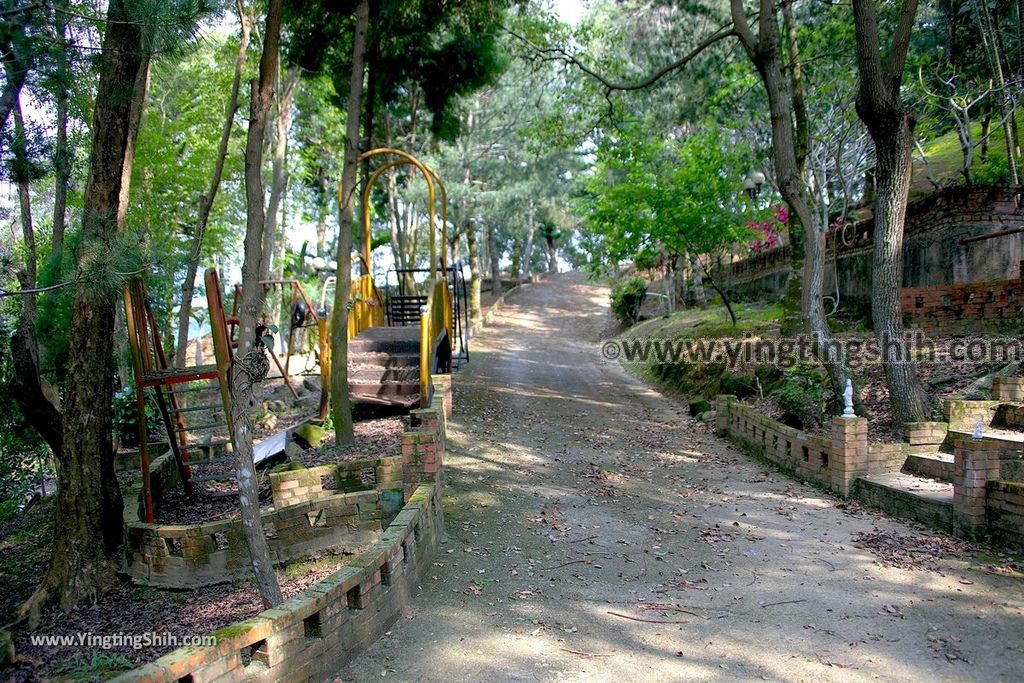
left=772, top=363, right=834, bottom=430
left=633, top=247, right=660, bottom=272
left=610, top=277, right=647, bottom=326
left=688, top=397, right=711, bottom=416
left=720, top=372, right=758, bottom=399
left=112, top=384, right=159, bottom=447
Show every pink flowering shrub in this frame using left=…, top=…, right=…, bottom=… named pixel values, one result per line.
left=748, top=205, right=788, bottom=251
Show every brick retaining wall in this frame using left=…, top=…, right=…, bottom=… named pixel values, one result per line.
left=123, top=376, right=453, bottom=589
left=718, top=395, right=1024, bottom=548
left=986, top=480, right=1024, bottom=548
left=113, top=380, right=453, bottom=682
left=900, top=261, right=1024, bottom=334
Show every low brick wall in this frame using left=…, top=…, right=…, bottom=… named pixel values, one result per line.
left=994, top=377, right=1024, bottom=402
left=951, top=435, right=1024, bottom=546
left=901, top=261, right=1024, bottom=334
left=717, top=396, right=1024, bottom=548
left=715, top=396, right=889, bottom=496
left=117, top=484, right=444, bottom=682
left=904, top=421, right=949, bottom=447
left=944, top=399, right=1001, bottom=432
left=114, top=383, right=453, bottom=682
left=986, top=480, right=1024, bottom=548
left=126, top=491, right=384, bottom=588
left=270, top=457, right=407, bottom=514
left=716, top=397, right=833, bottom=486
left=123, top=376, right=454, bottom=589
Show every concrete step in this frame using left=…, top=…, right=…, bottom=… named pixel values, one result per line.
left=348, top=352, right=419, bottom=369
left=349, top=326, right=421, bottom=354
left=349, top=366, right=420, bottom=383
left=349, top=379, right=420, bottom=398
left=853, top=472, right=955, bottom=532
left=949, top=428, right=1024, bottom=445
left=902, top=452, right=955, bottom=483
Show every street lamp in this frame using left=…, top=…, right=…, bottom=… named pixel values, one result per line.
left=744, top=171, right=766, bottom=199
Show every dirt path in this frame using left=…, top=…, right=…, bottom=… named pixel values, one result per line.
left=340, top=273, right=1024, bottom=682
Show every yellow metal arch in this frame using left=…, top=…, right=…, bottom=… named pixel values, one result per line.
left=357, top=147, right=448, bottom=278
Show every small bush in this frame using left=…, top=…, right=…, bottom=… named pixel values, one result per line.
left=720, top=372, right=758, bottom=399
left=772, top=363, right=834, bottom=430
left=112, top=384, right=159, bottom=447
left=610, top=277, right=647, bottom=326
left=688, top=398, right=711, bottom=416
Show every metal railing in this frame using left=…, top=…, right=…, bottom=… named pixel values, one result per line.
left=420, top=277, right=453, bottom=407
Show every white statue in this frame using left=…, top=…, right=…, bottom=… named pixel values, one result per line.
left=842, top=378, right=856, bottom=418
left=973, top=420, right=984, bottom=440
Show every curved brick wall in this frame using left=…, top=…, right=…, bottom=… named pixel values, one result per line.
left=113, top=379, right=452, bottom=682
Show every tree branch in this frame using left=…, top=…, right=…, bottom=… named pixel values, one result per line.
left=505, top=24, right=736, bottom=96
left=885, top=0, right=920, bottom=95
left=852, top=0, right=888, bottom=112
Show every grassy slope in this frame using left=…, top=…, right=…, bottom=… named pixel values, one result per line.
left=911, top=110, right=1022, bottom=198
left=622, top=301, right=783, bottom=343
left=616, top=301, right=784, bottom=400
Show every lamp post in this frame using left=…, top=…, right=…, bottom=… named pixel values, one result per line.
left=744, top=171, right=766, bottom=199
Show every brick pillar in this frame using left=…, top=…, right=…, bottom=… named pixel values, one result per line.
left=954, top=437, right=1002, bottom=536
left=830, top=416, right=868, bottom=496
left=404, top=402, right=445, bottom=487
left=431, top=373, right=453, bottom=418
left=714, top=395, right=735, bottom=435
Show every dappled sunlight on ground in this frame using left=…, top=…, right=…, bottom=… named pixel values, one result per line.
left=340, top=273, right=1024, bottom=682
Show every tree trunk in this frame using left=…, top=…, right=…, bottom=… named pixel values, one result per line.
left=9, top=95, right=62, bottom=457
left=546, top=235, right=557, bottom=274
left=316, top=209, right=329, bottom=257
left=261, top=67, right=299, bottom=284
left=673, top=254, right=686, bottom=307
left=466, top=220, right=481, bottom=319
left=20, top=0, right=150, bottom=622
left=175, top=5, right=252, bottom=368
left=521, top=201, right=535, bottom=281
left=0, top=4, right=33, bottom=134
left=488, top=222, right=501, bottom=296
left=51, top=11, right=71, bottom=258
left=361, top=51, right=377, bottom=276
left=868, top=119, right=931, bottom=424
left=852, top=0, right=931, bottom=427
left=330, top=0, right=370, bottom=448
left=233, top=0, right=285, bottom=608
left=690, top=254, right=708, bottom=309
left=730, top=0, right=849, bottom=398
left=980, top=112, right=992, bottom=162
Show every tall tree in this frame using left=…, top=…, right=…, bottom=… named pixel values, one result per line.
left=329, top=0, right=370, bottom=447
left=7, top=93, right=62, bottom=459
left=174, top=1, right=253, bottom=368
left=21, top=0, right=157, bottom=619
left=0, top=1, right=36, bottom=132
left=852, top=0, right=932, bottom=425
left=513, top=1, right=852, bottom=400
left=231, top=0, right=285, bottom=607
left=50, top=9, right=72, bottom=258
left=260, top=66, right=300, bottom=284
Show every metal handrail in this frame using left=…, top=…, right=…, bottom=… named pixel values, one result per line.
left=420, top=277, right=453, bottom=407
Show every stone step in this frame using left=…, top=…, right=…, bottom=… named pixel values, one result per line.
left=853, top=472, right=955, bottom=532
left=902, top=452, right=955, bottom=483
